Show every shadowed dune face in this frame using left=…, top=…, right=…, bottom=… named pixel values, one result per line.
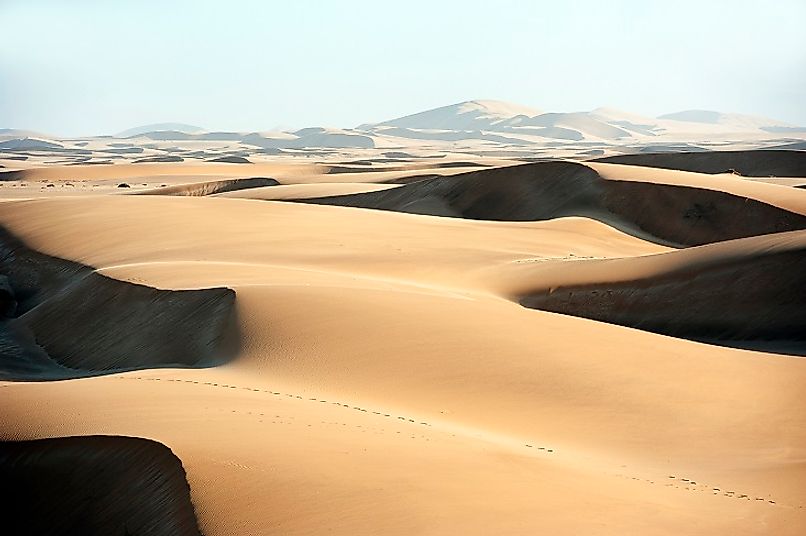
left=133, top=154, right=185, bottom=163
left=206, top=155, right=251, bottom=164
left=22, top=273, right=237, bottom=372
left=381, top=172, right=441, bottom=184
left=138, top=177, right=279, bottom=196
left=0, top=436, right=202, bottom=536
left=593, top=150, right=806, bottom=177
left=519, top=240, right=806, bottom=354
left=0, top=170, right=24, bottom=181
left=293, top=161, right=806, bottom=246
left=324, top=161, right=490, bottom=175
left=598, top=180, right=806, bottom=246
left=0, top=227, right=237, bottom=380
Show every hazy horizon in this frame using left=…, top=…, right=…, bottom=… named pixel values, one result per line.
left=2, top=0, right=805, bottom=136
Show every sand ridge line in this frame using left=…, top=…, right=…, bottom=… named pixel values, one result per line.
left=95, top=259, right=485, bottom=301
left=111, top=375, right=564, bottom=455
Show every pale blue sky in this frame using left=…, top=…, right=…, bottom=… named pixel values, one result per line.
left=2, top=0, right=805, bottom=136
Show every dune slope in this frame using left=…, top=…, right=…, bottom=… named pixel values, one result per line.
left=0, top=226, right=237, bottom=380
left=292, top=161, right=806, bottom=246
left=1, top=156, right=805, bottom=535
left=593, top=149, right=806, bottom=177
left=515, top=231, right=806, bottom=353
left=139, top=177, right=279, bottom=196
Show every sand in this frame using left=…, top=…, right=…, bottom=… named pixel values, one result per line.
left=1, top=148, right=805, bottom=535
left=594, top=149, right=806, bottom=177
left=292, top=161, right=806, bottom=246
left=0, top=436, right=202, bottom=535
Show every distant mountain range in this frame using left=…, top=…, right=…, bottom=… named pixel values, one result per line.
left=359, top=100, right=802, bottom=142
left=116, top=100, right=804, bottom=144
left=116, top=123, right=206, bottom=138
left=2, top=101, right=805, bottom=152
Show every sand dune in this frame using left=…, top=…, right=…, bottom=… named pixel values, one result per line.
left=510, top=112, right=632, bottom=139
left=133, top=154, right=184, bottom=163
left=214, top=182, right=400, bottom=200
left=0, top=128, right=51, bottom=140
left=358, top=100, right=805, bottom=144
left=1, top=151, right=805, bottom=534
left=3, top=101, right=803, bottom=173
left=206, top=155, right=252, bottom=164
left=292, top=160, right=806, bottom=246
left=0, top=226, right=236, bottom=380
left=658, top=110, right=798, bottom=131
left=324, top=160, right=490, bottom=174
left=366, top=99, right=543, bottom=131
left=594, top=149, right=806, bottom=177
left=0, top=435, right=202, bottom=535
left=0, top=137, right=65, bottom=151
left=140, top=177, right=279, bottom=196
left=118, top=122, right=206, bottom=138
left=513, top=231, right=806, bottom=352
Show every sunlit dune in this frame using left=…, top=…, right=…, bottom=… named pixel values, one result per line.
left=2, top=143, right=805, bottom=534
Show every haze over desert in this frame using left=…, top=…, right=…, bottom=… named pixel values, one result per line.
left=1, top=1, right=806, bottom=535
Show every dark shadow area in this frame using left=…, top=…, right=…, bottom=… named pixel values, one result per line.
left=133, top=155, right=184, bottom=163
left=323, top=160, right=489, bottom=175
left=0, top=435, right=204, bottom=536
left=0, top=170, right=25, bottom=181
left=206, top=155, right=252, bottom=164
left=592, top=149, right=806, bottom=177
left=137, top=177, right=279, bottom=196
left=0, top=226, right=238, bottom=380
left=520, top=247, right=806, bottom=355
left=381, top=173, right=441, bottom=184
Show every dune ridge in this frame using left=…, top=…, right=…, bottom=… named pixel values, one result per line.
left=291, top=160, right=806, bottom=246
left=138, top=177, right=279, bottom=196
left=514, top=231, right=806, bottom=352
left=0, top=226, right=237, bottom=380
left=593, top=149, right=806, bottom=177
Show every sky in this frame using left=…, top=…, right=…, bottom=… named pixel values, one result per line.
left=2, top=0, right=805, bottom=136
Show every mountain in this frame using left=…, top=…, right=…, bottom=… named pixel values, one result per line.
left=46, top=101, right=805, bottom=150
left=245, top=128, right=375, bottom=150
left=360, top=100, right=805, bottom=143
left=506, top=112, right=632, bottom=140
left=0, top=137, right=65, bottom=151
left=366, top=100, right=543, bottom=131
left=0, top=128, right=50, bottom=140
left=588, top=108, right=663, bottom=136
left=657, top=110, right=800, bottom=132
left=361, top=100, right=638, bottom=141
left=116, top=123, right=206, bottom=138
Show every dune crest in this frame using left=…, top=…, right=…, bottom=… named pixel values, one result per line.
left=139, top=176, right=279, bottom=196
left=516, top=231, right=806, bottom=353
left=291, top=160, right=806, bottom=246
left=0, top=226, right=237, bottom=380
left=594, top=149, right=806, bottom=177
